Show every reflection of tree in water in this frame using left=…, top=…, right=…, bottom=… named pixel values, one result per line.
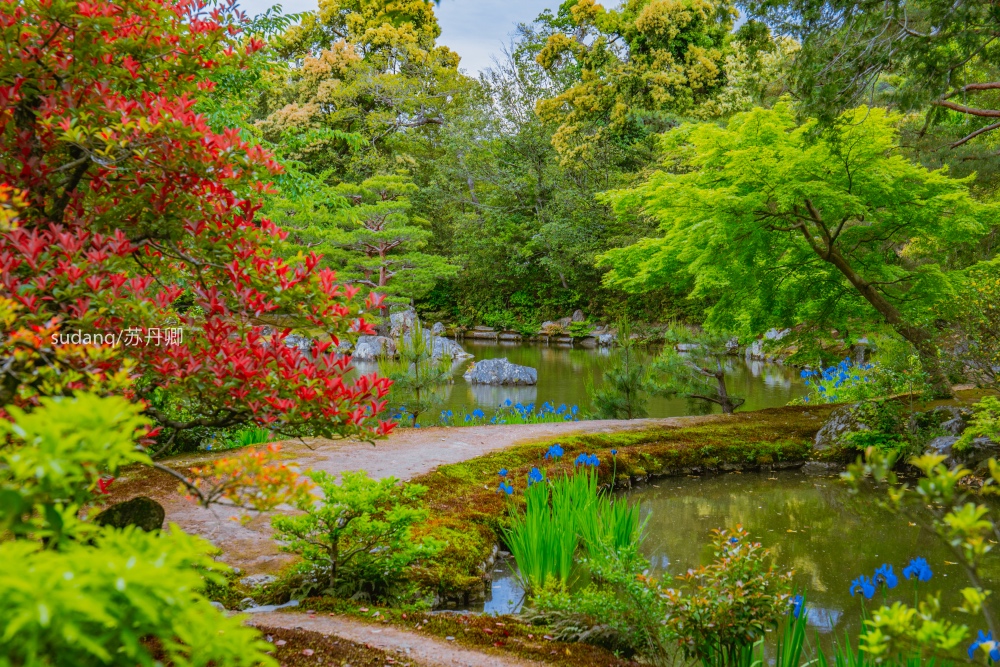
left=630, top=472, right=993, bottom=644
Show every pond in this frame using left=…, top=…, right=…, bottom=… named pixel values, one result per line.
left=481, top=470, right=1000, bottom=650
left=362, top=340, right=807, bottom=420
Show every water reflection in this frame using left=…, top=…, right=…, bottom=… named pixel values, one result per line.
left=360, top=341, right=807, bottom=419
left=477, top=470, right=999, bottom=653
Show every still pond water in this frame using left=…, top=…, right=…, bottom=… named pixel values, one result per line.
left=482, top=471, right=1000, bottom=649
left=368, top=340, right=807, bottom=420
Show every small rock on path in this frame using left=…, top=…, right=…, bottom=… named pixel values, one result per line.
left=250, top=611, right=545, bottom=667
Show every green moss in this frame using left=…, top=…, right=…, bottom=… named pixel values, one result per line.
left=412, top=404, right=835, bottom=601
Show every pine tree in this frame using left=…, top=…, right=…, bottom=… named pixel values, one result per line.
left=380, top=321, right=453, bottom=426
left=588, top=318, right=656, bottom=419
left=653, top=328, right=744, bottom=414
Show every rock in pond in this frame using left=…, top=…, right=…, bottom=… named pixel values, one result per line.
left=94, top=496, right=165, bottom=532
left=463, top=357, right=537, bottom=385
left=813, top=404, right=869, bottom=451
left=431, top=321, right=446, bottom=335
left=926, top=435, right=999, bottom=469
left=352, top=335, right=395, bottom=360
left=389, top=308, right=418, bottom=338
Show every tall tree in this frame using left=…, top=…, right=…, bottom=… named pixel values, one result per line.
left=0, top=0, right=393, bottom=449
left=600, top=104, right=994, bottom=396
left=746, top=0, right=1000, bottom=150
left=534, top=0, right=737, bottom=167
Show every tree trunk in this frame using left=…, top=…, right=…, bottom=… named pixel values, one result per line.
left=799, top=230, right=953, bottom=398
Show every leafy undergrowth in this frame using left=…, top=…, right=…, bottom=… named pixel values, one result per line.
left=298, top=599, right=641, bottom=667
left=257, top=625, right=400, bottom=666
left=413, top=404, right=835, bottom=600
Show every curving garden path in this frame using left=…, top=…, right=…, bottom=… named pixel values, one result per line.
left=252, top=611, right=546, bottom=667
left=123, top=416, right=704, bottom=573
left=114, top=416, right=708, bottom=667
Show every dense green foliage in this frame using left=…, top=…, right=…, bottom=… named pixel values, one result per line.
left=0, top=395, right=273, bottom=666
left=600, top=104, right=994, bottom=394
left=272, top=470, right=442, bottom=600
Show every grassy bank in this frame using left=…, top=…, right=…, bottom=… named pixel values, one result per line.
left=413, top=404, right=836, bottom=604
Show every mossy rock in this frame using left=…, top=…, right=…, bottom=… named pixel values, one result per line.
left=94, top=496, right=165, bottom=532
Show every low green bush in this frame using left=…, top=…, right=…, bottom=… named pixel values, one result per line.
left=271, top=470, right=443, bottom=601
left=0, top=393, right=274, bottom=667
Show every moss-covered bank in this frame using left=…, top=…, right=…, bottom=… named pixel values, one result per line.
left=413, top=403, right=837, bottom=605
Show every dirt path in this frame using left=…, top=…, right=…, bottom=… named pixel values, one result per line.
left=251, top=611, right=545, bottom=667
left=125, top=417, right=697, bottom=573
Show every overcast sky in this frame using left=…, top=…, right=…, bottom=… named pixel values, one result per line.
left=235, top=0, right=560, bottom=74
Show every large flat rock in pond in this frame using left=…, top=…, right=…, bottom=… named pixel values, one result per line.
left=462, top=357, right=537, bottom=385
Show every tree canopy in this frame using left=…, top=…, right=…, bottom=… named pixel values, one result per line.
left=599, top=103, right=996, bottom=393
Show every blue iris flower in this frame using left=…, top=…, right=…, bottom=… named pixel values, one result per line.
left=850, top=575, right=875, bottom=599
left=968, top=630, right=1000, bottom=661
left=544, top=444, right=564, bottom=460
left=472, top=408, right=485, bottom=418
left=504, top=399, right=512, bottom=407
left=498, top=469, right=508, bottom=477
left=498, top=481, right=514, bottom=495
left=874, top=564, right=898, bottom=590
left=729, top=537, right=739, bottom=544
left=791, top=595, right=804, bottom=619
left=527, top=467, right=544, bottom=486
left=574, top=453, right=599, bottom=467
left=557, top=404, right=566, bottom=414
left=611, top=449, right=618, bottom=456
left=571, top=405, right=578, bottom=415
left=902, top=557, right=933, bottom=582
left=464, top=415, right=471, bottom=422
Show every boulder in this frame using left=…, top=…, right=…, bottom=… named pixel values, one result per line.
left=498, top=332, right=522, bottom=341
left=557, top=316, right=572, bottom=327
left=431, top=322, right=446, bottom=336
left=814, top=405, right=869, bottom=451
left=463, top=357, right=537, bottom=385
left=571, top=309, right=586, bottom=323
left=94, top=496, right=165, bottom=532
left=352, top=335, right=395, bottom=360
left=597, top=333, right=616, bottom=347
left=432, top=335, right=473, bottom=360
left=284, top=333, right=313, bottom=352
left=746, top=328, right=791, bottom=362
left=389, top=309, right=418, bottom=338
left=577, top=336, right=598, bottom=348
left=926, top=435, right=999, bottom=469
left=909, top=405, right=972, bottom=436
left=675, top=343, right=701, bottom=352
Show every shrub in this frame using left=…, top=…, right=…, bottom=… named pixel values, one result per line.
left=271, top=470, right=442, bottom=601
left=380, top=321, right=452, bottom=427
left=663, top=527, right=793, bottom=667
left=0, top=393, right=275, bottom=666
left=955, top=396, right=1000, bottom=452
left=0, top=528, right=272, bottom=667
